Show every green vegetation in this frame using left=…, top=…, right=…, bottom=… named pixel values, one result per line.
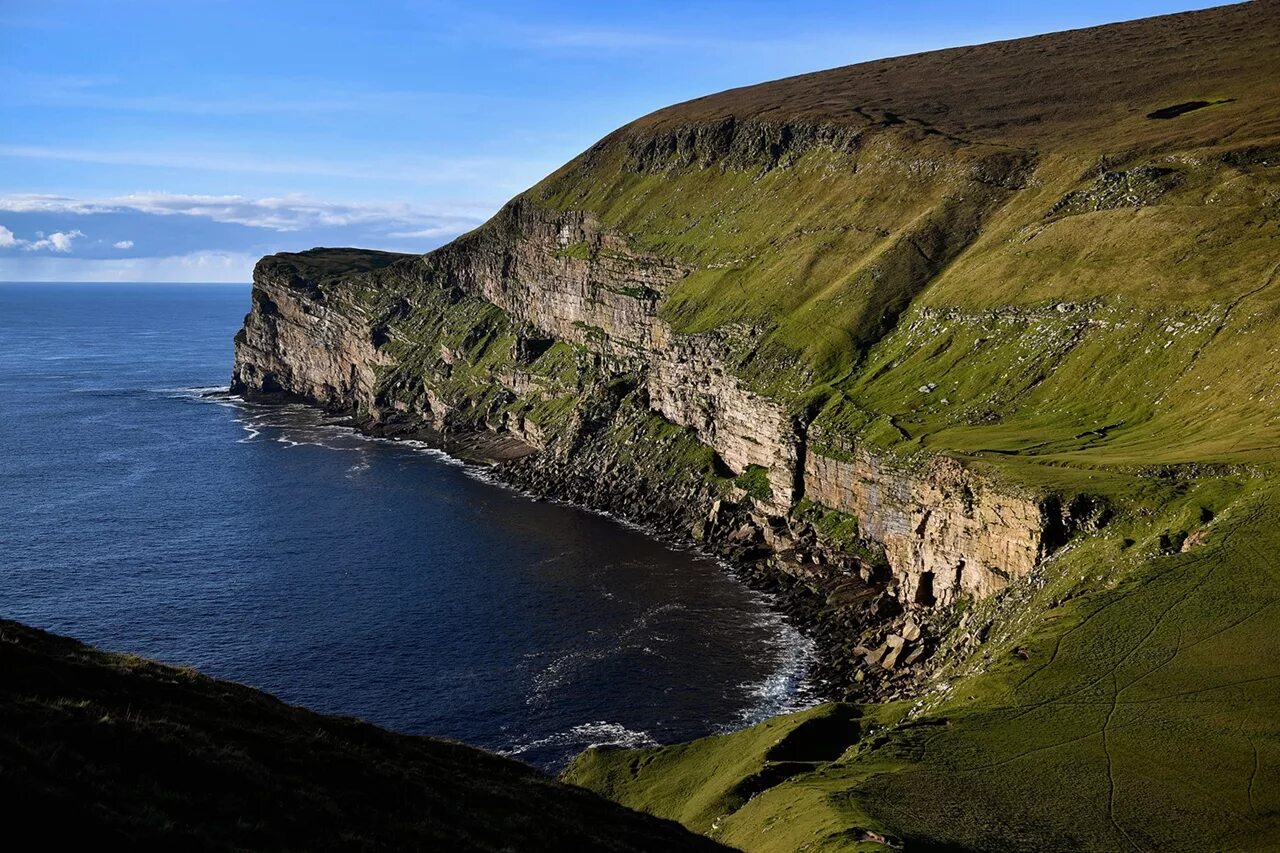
left=250, top=4, right=1280, bottom=850
left=601, top=393, right=736, bottom=503
left=554, top=241, right=593, bottom=260
left=735, top=464, right=775, bottom=502
left=0, top=619, right=728, bottom=852
left=569, top=479, right=1280, bottom=852
left=546, top=4, right=1280, bottom=852
left=564, top=704, right=897, bottom=842
left=791, top=498, right=888, bottom=567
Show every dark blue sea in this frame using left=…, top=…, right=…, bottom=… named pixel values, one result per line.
left=0, top=282, right=813, bottom=769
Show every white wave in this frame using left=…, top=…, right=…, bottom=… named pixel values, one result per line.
left=164, top=385, right=230, bottom=398
left=191, top=391, right=480, bottom=467
left=393, top=439, right=467, bottom=465
left=527, top=603, right=687, bottom=704
left=500, top=721, right=656, bottom=757
left=726, top=609, right=819, bottom=730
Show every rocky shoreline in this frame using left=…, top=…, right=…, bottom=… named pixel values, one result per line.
left=496, top=449, right=940, bottom=704
left=221, top=388, right=935, bottom=704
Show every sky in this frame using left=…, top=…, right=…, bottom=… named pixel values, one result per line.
left=0, top=0, right=1227, bottom=282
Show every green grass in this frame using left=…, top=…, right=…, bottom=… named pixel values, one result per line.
left=564, top=704, right=907, bottom=845
left=569, top=479, right=1280, bottom=852
left=554, top=241, right=593, bottom=260
left=735, top=464, right=775, bottom=502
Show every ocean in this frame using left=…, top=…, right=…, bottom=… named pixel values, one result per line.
left=0, top=282, right=813, bottom=769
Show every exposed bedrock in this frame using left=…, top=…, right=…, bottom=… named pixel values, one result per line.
left=231, top=201, right=1068, bottom=618
left=230, top=158, right=1094, bottom=698
left=805, top=449, right=1052, bottom=607
left=233, top=270, right=391, bottom=411
left=431, top=198, right=684, bottom=358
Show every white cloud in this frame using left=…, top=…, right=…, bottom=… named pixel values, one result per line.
left=0, top=250, right=257, bottom=283
left=113, top=240, right=134, bottom=249
left=28, top=229, right=84, bottom=252
left=0, top=192, right=491, bottom=234
left=0, top=224, right=84, bottom=252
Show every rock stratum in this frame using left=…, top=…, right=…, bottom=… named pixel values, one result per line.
left=229, top=3, right=1280, bottom=851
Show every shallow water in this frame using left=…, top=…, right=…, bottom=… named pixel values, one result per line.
left=0, top=282, right=815, bottom=768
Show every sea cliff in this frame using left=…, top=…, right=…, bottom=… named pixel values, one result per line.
left=232, top=217, right=1083, bottom=699
left=232, top=2, right=1280, bottom=850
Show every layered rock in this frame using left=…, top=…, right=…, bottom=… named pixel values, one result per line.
left=804, top=449, right=1049, bottom=606
left=431, top=200, right=685, bottom=359
left=232, top=251, right=404, bottom=413
left=649, top=327, right=800, bottom=508
left=232, top=243, right=1059, bottom=622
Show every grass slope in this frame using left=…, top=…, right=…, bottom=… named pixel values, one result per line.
left=225, top=5, right=1280, bottom=851
left=524, top=0, right=1280, bottom=465
left=569, top=478, right=1280, bottom=852
left=547, top=4, right=1280, bottom=851
left=0, top=619, right=731, bottom=852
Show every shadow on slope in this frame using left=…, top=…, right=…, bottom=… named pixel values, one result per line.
left=0, top=620, right=732, bottom=853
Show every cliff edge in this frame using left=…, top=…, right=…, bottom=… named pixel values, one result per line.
left=231, top=3, right=1280, bottom=851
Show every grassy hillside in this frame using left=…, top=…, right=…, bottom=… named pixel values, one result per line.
left=0, top=619, right=730, bottom=852
left=527, top=0, right=1280, bottom=473
left=568, top=474, right=1280, bottom=851
left=541, top=3, right=1280, bottom=851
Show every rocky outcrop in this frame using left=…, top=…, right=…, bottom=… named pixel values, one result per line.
left=394, top=202, right=804, bottom=506
left=232, top=220, right=1067, bottom=619
left=804, top=448, right=1050, bottom=607
left=232, top=251, right=404, bottom=413
left=649, top=327, right=800, bottom=509
left=431, top=200, right=686, bottom=360
left=624, top=118, right=861, bottom=174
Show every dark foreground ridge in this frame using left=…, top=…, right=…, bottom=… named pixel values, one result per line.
left=0, top=619, right=730, bottom=852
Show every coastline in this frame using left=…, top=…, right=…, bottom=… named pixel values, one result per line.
left=205, top=387, right=891, bottom=706
left=202, top=387, right=824, bottom=735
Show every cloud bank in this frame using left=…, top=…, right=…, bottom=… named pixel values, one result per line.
left=0, top=192, right=489, bottom=234
left=0, top=250, right=259, bottom=283
left=0, top=191, right=496, bottom=282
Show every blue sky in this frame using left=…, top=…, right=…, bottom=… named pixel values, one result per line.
left=0, top=0, right=1224, bottom=282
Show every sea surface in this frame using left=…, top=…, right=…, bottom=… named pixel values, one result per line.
left=0, top=282, right=813, bottom=769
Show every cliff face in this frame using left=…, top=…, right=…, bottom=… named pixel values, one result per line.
left=229, top=4, right=1280, bottom=851
left=232, top=197, right=1060, bottom=623
left=648, top=328, right=801, bottom=509
left=233, top=258, right=396, bottom=412
left=804, top=449, right=1051, bottom=606
left=434, top=201, right=682, bottom=359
